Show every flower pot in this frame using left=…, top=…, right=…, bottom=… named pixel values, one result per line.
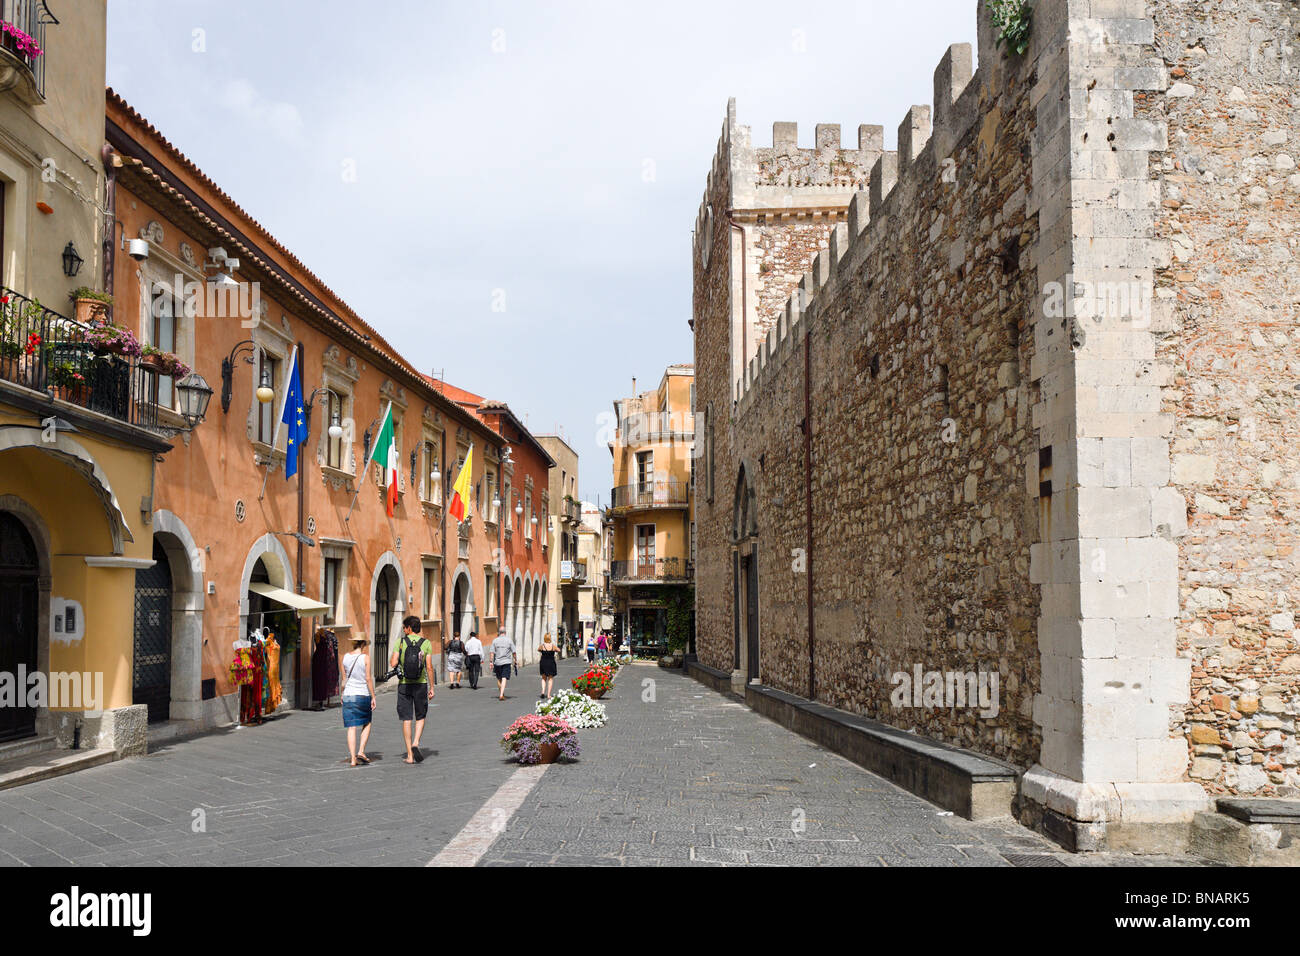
left=584, top=687, right=606, bottom=700
left=140, top=352, right=166, bottom=372
left=73, top=298, right=109, bottom=327
left=536, top=740, right=560, bottom=764
left=54, top=383, right=88, bottom=405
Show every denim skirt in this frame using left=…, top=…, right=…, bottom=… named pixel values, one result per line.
left=341, top=695, right=372, bottom=728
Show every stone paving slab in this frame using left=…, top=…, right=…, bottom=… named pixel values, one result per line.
left=0, top=658, right=582, bottom=866
left=476, top=662, right=1209, bottom=867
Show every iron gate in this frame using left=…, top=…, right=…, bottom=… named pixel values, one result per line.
left=132, top=540, right=172, bottom=723
left=0, top=512, right=38, bottom=742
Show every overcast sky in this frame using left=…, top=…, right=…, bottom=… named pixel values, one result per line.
left=107, top=0, right=979, bottom=503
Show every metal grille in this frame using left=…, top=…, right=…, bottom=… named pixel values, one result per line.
left=132, top=541, right=172, bottom=723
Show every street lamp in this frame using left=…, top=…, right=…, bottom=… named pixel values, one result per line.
left=61, top=242, right=83, bottom=278
left=175, top=372, right=214, bottom=428
left=303, top=385, right=344, bottom=439
left=221, top=340, right=274, bottom=413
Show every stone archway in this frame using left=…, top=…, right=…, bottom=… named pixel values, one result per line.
left=150, top=510, right=205, bottom=725
left=0, top=496, right=52, bottom=739
left=368, top=551, right=406, bottom=673
left=733, top=462, right=759, bottom=685
left=451, top=562, right=475, bottom=641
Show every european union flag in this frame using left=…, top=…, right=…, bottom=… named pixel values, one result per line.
left=282, top=346, right=307, bottom=479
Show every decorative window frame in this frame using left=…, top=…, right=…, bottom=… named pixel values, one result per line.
left=137, top=246, right=200, bottom=429
left=248, top=309, right=294, bottom=464
left=420, top=553, right=442, bottom=623
left=319, top=538, right=353, bottom=626
left=319, top=345, right=360, bottom=485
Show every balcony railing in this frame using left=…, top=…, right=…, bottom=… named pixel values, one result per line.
left=560, top=560, right=588, bottom=584
left=0, top=0, right=51, bottom=103
left=561, top=497, right=582, bottom=524
left=610, top=478, right=690, bottom=511
left=0, top=288, right=160, bottom=430
left=610, top=557, right=690, bottom=584
left=616, top=411, right=694, bottom=444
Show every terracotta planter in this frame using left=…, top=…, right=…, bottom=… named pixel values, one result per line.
left=140, top=352, right=166, bottom=373
left=53, top=383, right=88, bottom=405
left=584, top=687, right=606, bottom=700
left=73, top=298, right=109, bottom=327
left=536, top=741, right=560, bottom=765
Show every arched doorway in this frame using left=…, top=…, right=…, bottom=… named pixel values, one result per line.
left=373, top=564, right=399, bottom=672
left=451, top=569, right=474, bottom=640
left=132, top=538, right=173, bottom=723
left=0, top=511, right=39, bottom=742
left=734, top=463, right=759, bottom=683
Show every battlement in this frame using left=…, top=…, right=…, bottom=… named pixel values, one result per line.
left=734, top=39, right=978, bottom=409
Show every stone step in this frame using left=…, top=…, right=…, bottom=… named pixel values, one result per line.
left=0, top=734, right=57, bottom=763
left=1189, top=798, right=1300, bottom=866
left=0, top=747, right=118, bottom=793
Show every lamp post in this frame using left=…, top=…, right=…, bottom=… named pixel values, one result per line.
left=220, top=339, right=274, bottom=413
left=175, top=372, right=214, bottom=428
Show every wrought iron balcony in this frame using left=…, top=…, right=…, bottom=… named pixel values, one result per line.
left=616, top=410, right=694, bottom=445
left=560, top=559, right=588, bottom=584
left=0, top=287, right=160, bottom=430
left=609, top=478, right=690, bottom=512
left=0, top=0, right=53, bottom=105
left=610, top=557, right=689, bottom=584
left=561, top=497, right=582, bottom=524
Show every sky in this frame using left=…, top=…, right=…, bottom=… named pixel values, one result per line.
left=106, top=0, right=980, bottom=504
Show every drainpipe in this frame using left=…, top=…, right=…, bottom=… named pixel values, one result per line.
left=100, top=144, right=117, bottom=321
left=803, top=327, right=816, bottom=700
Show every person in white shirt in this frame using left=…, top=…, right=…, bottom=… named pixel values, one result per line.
left=463, top=631, right=484, bottom=690
left=340, top=635, right=377, bottom=767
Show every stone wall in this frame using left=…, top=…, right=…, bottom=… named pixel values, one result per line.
left=692, top=0, right=1300, bottom=832
left=1148, top=0, right=1300, bottom=796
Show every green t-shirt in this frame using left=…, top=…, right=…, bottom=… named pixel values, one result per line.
left=395, top=635, right=432, bottom=684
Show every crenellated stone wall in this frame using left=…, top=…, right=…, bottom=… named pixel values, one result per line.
left=692, top=0, right=1300, bottom=850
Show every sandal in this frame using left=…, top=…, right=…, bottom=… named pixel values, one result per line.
left=357, top=754, right=371, bottom=765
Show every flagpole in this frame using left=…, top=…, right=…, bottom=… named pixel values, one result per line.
left=345, top=400, right=392, bottom=524
left=259, top=344, right=298, bottom=501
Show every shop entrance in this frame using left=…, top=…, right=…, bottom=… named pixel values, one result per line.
left=373, top=565, right=398, bottom=670
left=132, top=538, right=173, bottom=724
left=0, top=511, right=38, bottom=742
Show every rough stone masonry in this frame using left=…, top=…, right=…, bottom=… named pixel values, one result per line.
left=690, top=0, right=1299, bottom=851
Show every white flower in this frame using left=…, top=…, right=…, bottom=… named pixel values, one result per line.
left=536, top=689, right=607, bottom=728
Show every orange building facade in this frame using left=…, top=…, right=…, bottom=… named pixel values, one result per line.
left=104, top=92, right=528, bottom=733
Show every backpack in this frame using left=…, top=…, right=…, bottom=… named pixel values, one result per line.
left=399, top=635, right=425, bottom=682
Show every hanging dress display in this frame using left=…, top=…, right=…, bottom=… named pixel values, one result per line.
left=239, top=642, right=265, bottom=724
left=264, top=635, right=282, bottom=713
left=312, top=628, right=339, bottom=705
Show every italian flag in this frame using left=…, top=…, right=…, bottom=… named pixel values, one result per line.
left=365, top=401, right=399, bottom=517
left=448, top=444, right=474, bottom=522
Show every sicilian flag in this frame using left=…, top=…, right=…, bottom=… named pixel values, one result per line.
left=448, top=444, right=474, bottom=522
left=364, top=401, right=399, bottom=517
left=279, top=346, right=307, bottom=480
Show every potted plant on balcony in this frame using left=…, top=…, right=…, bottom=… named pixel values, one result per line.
left=83, top=321, right=142, bottom=360
left=0, top=19, right=43, bottom=60
left=140, top=344, right=190, bottom=377
left=48, top=359, right=87, bottom=405
left=500, top=713, right=580, bottom=765
left=69, top=288, right=112, bottom=327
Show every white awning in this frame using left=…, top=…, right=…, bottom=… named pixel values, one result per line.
left=247, top=581, right=331, bottom=614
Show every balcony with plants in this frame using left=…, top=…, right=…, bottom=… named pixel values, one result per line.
left=0, top=286, right=194, bottom=432
left=0, top=0, right=53, bottom=105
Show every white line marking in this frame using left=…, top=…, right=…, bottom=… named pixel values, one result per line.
left=426, top=763, right=548, bottom=867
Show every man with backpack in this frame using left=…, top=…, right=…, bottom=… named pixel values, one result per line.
left=389, top=615, right=434, bottom=764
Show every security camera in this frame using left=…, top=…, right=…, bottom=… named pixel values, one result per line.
left=127, top=238, right=150, bottom=261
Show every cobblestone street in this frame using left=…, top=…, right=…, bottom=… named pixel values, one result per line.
left=0, top=658, right=1204, bottom=867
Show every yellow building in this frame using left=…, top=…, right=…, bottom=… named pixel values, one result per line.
left=0, top=3, right=201, bottom=761
left=607, top=364, right=694, bottom=652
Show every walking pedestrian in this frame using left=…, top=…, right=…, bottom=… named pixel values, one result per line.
left=389, top=616, right=434, bottom=764
left=463, top=630, right=483, bottom=689
left=341, top=634, right=376, bottom=767
left=489, top=627, right=517, bottom=701
left=586, top=629, right=596, bottom=664
left=446, top=632, right=466, bottom=689
left=596, top=630, right=609, bottom=661
left=538, top=632, right=559, bottom=699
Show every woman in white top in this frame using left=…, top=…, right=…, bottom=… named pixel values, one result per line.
left=340, top=634, right=377, bottom=766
